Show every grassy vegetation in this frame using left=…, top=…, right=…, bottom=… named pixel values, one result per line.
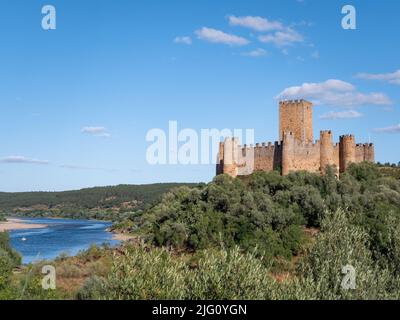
left=1, top=162, right=400, bottom=300
left=0, top=183, right=199, bottom=221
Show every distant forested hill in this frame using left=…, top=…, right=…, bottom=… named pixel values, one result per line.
left=0, top=183, right=200, bottom=220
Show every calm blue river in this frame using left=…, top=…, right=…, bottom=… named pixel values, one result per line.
left=9, top=217, right=120, bottom=264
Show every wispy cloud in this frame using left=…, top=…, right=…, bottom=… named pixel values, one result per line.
left=81, top=126, right=111, bottom=138
left=311, top=51, right=320, bottom=59
left=241, top=48, right=268, bottom=57
left=228, top=15, right=283, bottom=32
left=227, top=15, right=305, bottom=48
left=320, top=110, right=363, bottom=120
left=373, top=124, right=400, bottom=133
left=258, top=28, right=303, bottom=47
left=60, top=164, right=116, bottom=172
left=292, top=20, right=313, bottom=27
left=355, top=69, right=400, bottom=85
left=174, top=36, right=192, bottom=45
left=276, top=79, right=392, bottom=107
left=60, top=164, right=95, bottom=170
left=195, top=27, right=249, bottom=46
left=0, top=156, right=49, bottom=165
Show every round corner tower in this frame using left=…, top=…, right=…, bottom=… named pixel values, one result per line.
left=282, top=131, right=296, bottom=176
left=339, top=134, right=356, bottom=173
left=223, top=137, right=239, bottom=177
left=320, top=130, right=338, bottom=175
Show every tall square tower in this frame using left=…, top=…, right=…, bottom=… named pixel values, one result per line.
left=279, top=99, right=313, bottom=142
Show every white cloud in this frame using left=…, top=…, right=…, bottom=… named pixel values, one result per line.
left=320, top=110, right=363, bottom=120
left=355, top=70, right=400, bottom=85
left=276, top=79, right=392, bottom=107
left=373, top=124, right=400, bottom=133
left=228, top=15, right=283, bottom=32
left=174, top=36, right=192, bottom=45
left=227, top=15, right=304, bottom=48
left=81, top=126, right=106, bottom=134
left=1, top=156, right=49, bottom=165
left=195, top=27, right=249, bottom=46
left=258, top=28, right=303, bottom=47
left=311, top=51, right=320, bottom=59
left=241, top=48, right=268, bottom=57
left=60, top=164, right=115, bottom=172
left=81, top=126, right=111, bottom=138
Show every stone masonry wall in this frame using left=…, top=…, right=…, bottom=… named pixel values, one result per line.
left=282, top=132, right=320, bottom=175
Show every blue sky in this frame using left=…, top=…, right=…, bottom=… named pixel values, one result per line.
left=0, top=0, right=399, bottom=191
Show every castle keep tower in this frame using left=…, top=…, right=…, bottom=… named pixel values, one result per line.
left=216, top=99, right=374, bottom=178
left=279, top=99, right=313, bottom=142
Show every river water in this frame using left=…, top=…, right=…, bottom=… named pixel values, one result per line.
left=9, top=217, right=120, bottom=264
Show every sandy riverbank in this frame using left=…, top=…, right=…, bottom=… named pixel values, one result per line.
left=112, top=232, right=136, bottom=241
left=0, top=218, right=48, bottom=232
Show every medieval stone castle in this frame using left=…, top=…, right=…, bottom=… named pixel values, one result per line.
left=216, top=99, right=375, bottom=177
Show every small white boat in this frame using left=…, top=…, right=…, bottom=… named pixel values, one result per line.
left=21, top=237, right=27, bottom=241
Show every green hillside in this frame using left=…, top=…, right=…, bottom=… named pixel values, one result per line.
left=0, top=183, right=200, bottom=220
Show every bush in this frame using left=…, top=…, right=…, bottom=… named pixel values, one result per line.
left=77, top=276, right=108, bottom=300
left=79, top=243, right=279, bottom=300
left=188, top=247, right=278, bottom=300
left=0, top=232, right=21, bottom=296
left=95, top=243, right=188, bottom=300
left=288, top=210, right=400, bottom=300
left=0, top=249, right=14, bottom=290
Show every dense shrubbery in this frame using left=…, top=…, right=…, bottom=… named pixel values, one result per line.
left=287, top=210, right=400, bottom=299
left=78, top=243, right=278, bottom=300
left=0, top=232, right=21, bottom=297
left=80, top=210, right=400, bottom=300
left=117, top=163, right=400, bottom=265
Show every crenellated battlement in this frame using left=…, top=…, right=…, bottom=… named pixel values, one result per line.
left=239, top=141, right=281, bottom=152
left=356, top=143, right=374, bottom=147
left=320, top=130, right=333, bottom=136
left=279, top=99, right=311, bottom=106
left=354, top=142, right=375, bottom=163
left=340, top=134, right=355, bottom=140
